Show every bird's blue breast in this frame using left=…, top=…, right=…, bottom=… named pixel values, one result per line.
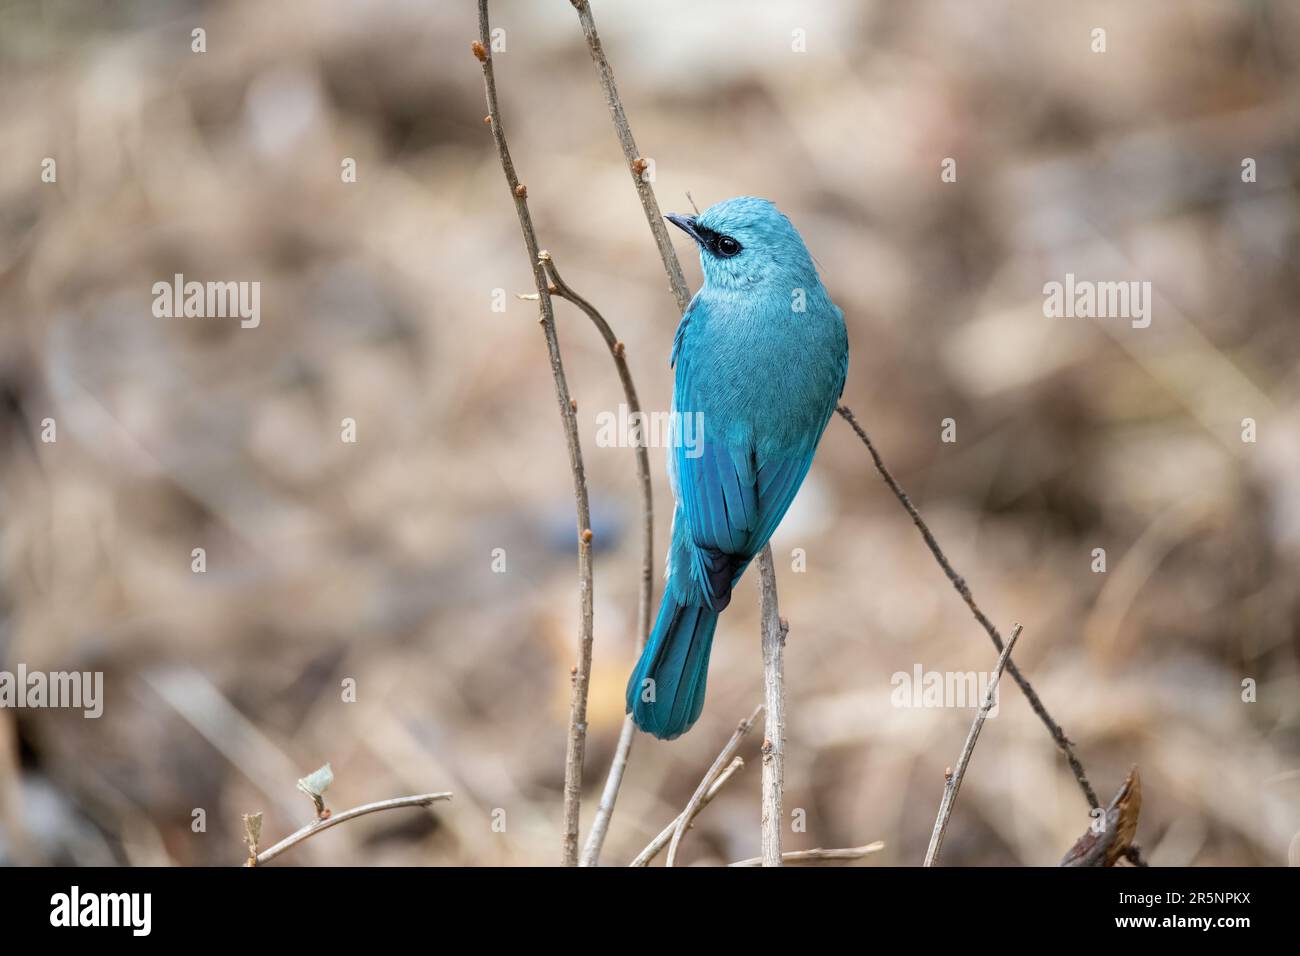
left=673, top=282, right=846, bottom=457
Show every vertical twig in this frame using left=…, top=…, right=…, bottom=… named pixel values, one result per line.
left=666, top=705, right=763, bottom=867
left=474, top=0, right=594, bottom=867
left=924, top=624, right=1023, bottom=867
left=756, top=546, right=786, bottom=867
left=569, top=0, right=691, bottom=315
left=581, top=713, right=638, bottom=866
left=539, top=252, right=655, bottom=868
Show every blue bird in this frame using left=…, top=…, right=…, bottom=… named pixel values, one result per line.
left=626, top=197, right=848, bottom=739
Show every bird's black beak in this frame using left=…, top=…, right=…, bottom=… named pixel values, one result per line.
left=666, top=213, right=704, bottom=245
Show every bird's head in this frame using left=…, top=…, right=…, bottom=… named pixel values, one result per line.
left=666, top=197, right=817, bottom=292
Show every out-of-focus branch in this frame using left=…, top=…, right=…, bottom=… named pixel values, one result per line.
left=569, top=0, right=691, bottom=315
left=729, top=842, right=884, bottom=867
left=629, top=756, right=745, bottom=868
left=756, top=547, right=786, bottom=867
left=474, top=0, right=594, bottom=868
left=251, top=792, right=452, bottom=866
left=665, top=705, right=763, bottom=867
left=924, top=624, right=1022, bottom=867
left=538, top=251, right=655, bottom=868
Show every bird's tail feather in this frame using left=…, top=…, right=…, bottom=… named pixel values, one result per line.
left=626, top=595, right=719, bottom=740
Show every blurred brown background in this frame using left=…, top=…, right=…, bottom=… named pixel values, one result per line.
left=0, top=0, right=1297, bottom=866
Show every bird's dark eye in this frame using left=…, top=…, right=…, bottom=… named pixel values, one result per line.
left=715, top=235, right=742, bottom=257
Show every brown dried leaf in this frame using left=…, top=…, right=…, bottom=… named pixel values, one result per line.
left=1060, top=766, right=1142, bottom=866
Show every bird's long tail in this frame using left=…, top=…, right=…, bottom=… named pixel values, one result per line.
left=625, top=594, right=719, bottom=740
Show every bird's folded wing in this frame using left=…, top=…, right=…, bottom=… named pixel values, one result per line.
left=669, top=300, right=840, bottom=604
left=675, top=437, right=815, bottom=601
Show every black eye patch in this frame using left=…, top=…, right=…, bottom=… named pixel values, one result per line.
left=694, top=224, right=743, bottom=259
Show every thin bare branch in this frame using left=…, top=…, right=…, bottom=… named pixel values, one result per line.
left=541, top=251, right=654, bottom=654
left=924, top=624, right=1023, bottom=866
left=756, top=546, right=786, bottom=867
left=475, top=0, right=594, bottom=867
left=666, top=705, right=763, bottom=867
left=581, top=716, right=638, bottom=867
left=834, top=404, right=1104, bottom=812
left=629, top=757, right=745, bottom=867
left=569, top=0, right=691, bottom=314
left=539, top=251, right=655, bottom=868
left=252, top=792, right=452, bottom=866
left=730, top=842, right=884, bottom=867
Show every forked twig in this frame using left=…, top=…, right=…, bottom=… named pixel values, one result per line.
left=538, top=251, right=656, bottom=868
left=629, top=757, right=746, bottom=867
left=666, top=705, right=763, bottom=867
left=540, top=250, right=654, bottom=653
